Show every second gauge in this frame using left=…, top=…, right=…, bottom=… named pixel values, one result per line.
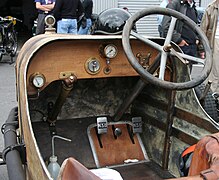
left=102, top=44, right=118, bottom=59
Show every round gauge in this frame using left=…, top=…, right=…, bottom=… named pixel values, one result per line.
left=32, top=74, right=45, bottom=88
left=104, top=44, right=118, bottom=59
left=85, top=58, right=101, bottom=75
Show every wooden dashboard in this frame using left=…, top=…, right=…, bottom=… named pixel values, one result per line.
left=26, top=36, right=159, bottom=94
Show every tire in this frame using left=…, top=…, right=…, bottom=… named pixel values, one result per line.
left=7, top=30, right=18, bottom=57
left=194, top=84, right=219, bottom=122
left=8, top=30, right=18, bottom=57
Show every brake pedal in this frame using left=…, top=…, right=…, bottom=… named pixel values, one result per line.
left=96, top=117, right=108, bottom=134
left=132, top=117, right=142, bottom=133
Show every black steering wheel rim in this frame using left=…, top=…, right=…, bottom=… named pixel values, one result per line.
left=122, top=7, right=212, bottom=90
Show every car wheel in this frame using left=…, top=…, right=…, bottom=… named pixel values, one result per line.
left=195, top=83, right=219, bottom=122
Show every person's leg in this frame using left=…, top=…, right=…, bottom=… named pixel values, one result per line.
left=78, top=18, right=92, bottom=35
left=86, top=19, right=92, bottom=34
left=57, top=20, right=69, bottom=34
left=78, top=26, right=85, bottom=35
left=209, top=39, right=219, bottom=93
left=36, top=14, right=46, bottom=35
left=68, top=19, right=77, bottom=34
left=180, top=44, right=197, bottom=72
left=158, top=25, right=163, bottom=37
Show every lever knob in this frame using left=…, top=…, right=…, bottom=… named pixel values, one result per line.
left=114, top=128, right=122, bottom=137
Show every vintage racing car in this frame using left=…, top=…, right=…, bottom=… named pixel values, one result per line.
left=1, top=7, right=219, bottom=180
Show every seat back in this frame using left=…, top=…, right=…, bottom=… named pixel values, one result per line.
left=57, top=157, right=101, bottom=180
left=188, top=133, right=219, bottom=179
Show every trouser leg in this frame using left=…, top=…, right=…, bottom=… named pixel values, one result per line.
left=36, top=14, right=46, bottom=35
left=209, top=39, right=219, bottom=93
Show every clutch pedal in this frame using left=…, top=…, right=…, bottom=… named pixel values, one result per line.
left=132, top=117, right=142, bottom=133
left=96, top=117, right=108, bottom=134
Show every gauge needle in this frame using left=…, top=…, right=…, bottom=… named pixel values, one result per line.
left=92, top=61, right=97, bottom=71
left=107, top=49, right=113, bottom=55
left=36, top=79, right=40, bottom=85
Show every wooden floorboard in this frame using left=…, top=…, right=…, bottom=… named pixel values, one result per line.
left=32, top=118, right=175, bottom=179
left=32, top=118, right=97, bottom=168
left=114, top=162, right=174, bottom=180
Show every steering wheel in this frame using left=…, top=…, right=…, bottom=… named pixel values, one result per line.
left=122, top=7, right=212, bottom=90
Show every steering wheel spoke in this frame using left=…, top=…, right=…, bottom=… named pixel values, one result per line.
left=164, top=17, right=177, bottom=45
left=175, top=51, right=205, bottom=65
left=159, top=51, right=168, bottom=80
left=122, top=7, right=212, bottom=90
left=130, top=30, right=163, bottom=52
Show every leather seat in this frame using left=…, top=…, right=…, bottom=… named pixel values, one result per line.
left=188, top=133, right=219, bottom=180
left=57, top=157, right=101, bottom=180
left=168, top=133, right=219, bottom=180
left=57, top=157, right=123, bottom=180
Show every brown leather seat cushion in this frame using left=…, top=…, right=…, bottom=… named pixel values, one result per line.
left=168, top=133, right=219, bottom=180
left=188, top=132, right=219, bottom=179
left=58, top=157, right=101, bottom=180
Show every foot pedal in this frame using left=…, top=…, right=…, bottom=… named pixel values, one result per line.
left=132, top=117, right=142, bottom=133
left=97, top=117, right=108, bottom=134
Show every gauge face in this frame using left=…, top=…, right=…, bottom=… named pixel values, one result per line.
left=85, top=58, right=101, bottom=75
left=32, top=74, right=45, bottom=88
left=104, top=44, right=118, bottom=59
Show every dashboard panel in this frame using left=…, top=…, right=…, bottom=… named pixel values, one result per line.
left=27, top=38, right=159, bottom=95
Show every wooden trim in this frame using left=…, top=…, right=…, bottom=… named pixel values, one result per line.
left=175, top=108, right=218, bottom=133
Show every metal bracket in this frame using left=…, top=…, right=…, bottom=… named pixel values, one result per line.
left=136, top=52, right=151, bottom=69
left=1, top=121, right=18, bottom=135
left=2, top=143, right=26, bottom=164
left=59, top=71, right=76, bottom=79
